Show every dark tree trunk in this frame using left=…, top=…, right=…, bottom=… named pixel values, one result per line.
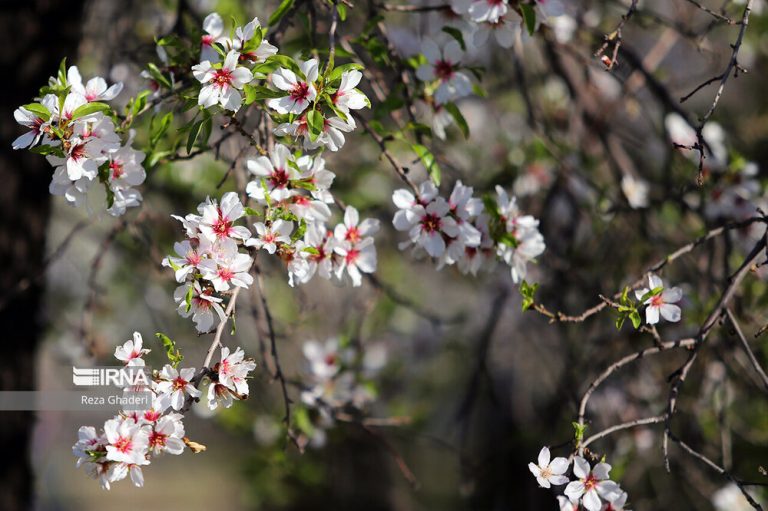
left=0, top=2, right=84, bottom=509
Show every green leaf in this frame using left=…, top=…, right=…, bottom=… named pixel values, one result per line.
left=337, top=3, right=347, bottom=21
left=640, top=286, right=664, bottom=303
left=307, top=110, right=325, bottom=142
left=520, top=280, right=539, bottom=312
left=186, top=119, right=205, bottom=155
left=572, top=422, right=587, bottom=444
left=498, top=232, right=520, bottom=248
left=444, top=103, right=469, bottom=138
left=327, top=63, right=364, bottom=83
left=269, top=0, right=295, bottom=26
left=29, top=144, right=65, bottom=157
left=482, top=195, right=499, bottom=219
left=155, top=332, right=184, bottom=368
left=520, top=4, right=537, bottom=36
left=412, top=144, right=441, bottom=186
left=150, top=112, right=173, bottom=148
left=57, top=57, right=68, bottom=86
left=266, top=55, right=303, bottom=77
left=70, top=102, right=112, bottom=121
left=294, top=407, right=315, bottom=436
left=630, top=310, right=642, bottom=329
left=442, top=27, right=466, bottom=51
left=129, top=89, right=152, bottom=118
left=21, top=103, right=51, bottom=121
left=185, top=284, right=194, bottom=313
left=147, top=63, right=172, bottom=89
left=291, top=218, right=307, bottom=242
left=244, top=84, right=287, bottom=104
left=165, top=257, right=181, bottom=272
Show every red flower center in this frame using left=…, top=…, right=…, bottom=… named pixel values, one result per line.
left=345, top=226, right=361, bottom=244
left=186, top=250, right=201, bottom=266
left=148, top=430, right=167, bottom=448
left=345, top=248, right=360, bottom=264
left=110, top=161, right=124, bottom=179
left=217, top=268, right=234, bottom=282
left=584, top=473, right=598, bottom=491
left=144, top=410, right=161, bottom=422
left=70, top=143, right=87, bottom=162
left=290, top=81, right=311, bottom=102
left=212, top=68, right=233, bottom=88
left=172, top=377, right=188, bottom=392
left=201, top=34, right=214, bottom=46
left=113, top=436, right=133, bottom=453
left=434, top=60, right=455, bottom=81
left=212, top=210, right=233, bottom=238
left=421, top=213, right=442, bottom=233
left=270, top=168, right=290, bottom=188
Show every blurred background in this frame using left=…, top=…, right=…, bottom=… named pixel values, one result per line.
left=3, top=0, right=768, bottom=510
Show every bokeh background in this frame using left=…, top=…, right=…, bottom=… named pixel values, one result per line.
left=2, top=0, right=768, bottom=510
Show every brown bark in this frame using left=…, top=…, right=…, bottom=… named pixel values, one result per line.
left=0, top=1, right=84, bottom=509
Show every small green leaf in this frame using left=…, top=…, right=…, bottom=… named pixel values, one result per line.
left=29, top=144, right=65, bottom=157
left=412, top=143, right=441, bottom=186
left=520, top=280, right=539, bottom=312
left=630, top=310, right=642, bottom=329
left=57, top=57, right=68, bottom=86
left=70, top=102, right=111, bottom=121
left=572, top=422, right=587, bottom=444
left=640, top=286, right=664, bottom=303
left=482, top=194, right=499, bottom=219
left=129, top=90, right=152, bottom=119
left=147, top=63, right=172, bottom=89
left=444, top=103, right=469, bottom=138
left=520, top=4, right=537, bottom=36
left=244, top=207, right=261, bottom=217
left=327, top=63, right=364, bottom=83
left=155, top=332, right=184, bottom=368
left=21, top=103, right=51, bottom=121
left=186, top=119, right=205, bottom=155
left=442, top=27, right=466, bottom=51
left=244, top=84, right=287, bottom=103
left=185, top=284, right=194, bottom=313
left=294, top=406, right=315, bottom=436
left=150, top=112, right=173, bottom=148
left=307, top=110, right=325, bottom=142
left=337, top=3, right=347, bottom=21
left=166, top=257, right=181, bottom=272
left=269, top=0, right=295, bottom=26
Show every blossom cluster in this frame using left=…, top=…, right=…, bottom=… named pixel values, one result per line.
left=449, top=0, right=565, bottom=48
left=12, top=65, right=146, bottom=216
left=393, top=180, right=545, bottom=283
left=666, top=113, right=764, bottom=226
left=269, top=58, right=368, bottom=152
left=412, top=2, right=569, bottom=138
left=73, top=332, right=256, bottom=489
left=162, top=192, right=254, bottom=332
left=298, top=337, right=385, bottom=447
left=192, top=13, right=369, bottom=154
left=193, top=14, right=277, bottom=111
left=245, top=145, right=380, bottom=287
left=529, top=447, right=629, bottom=511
